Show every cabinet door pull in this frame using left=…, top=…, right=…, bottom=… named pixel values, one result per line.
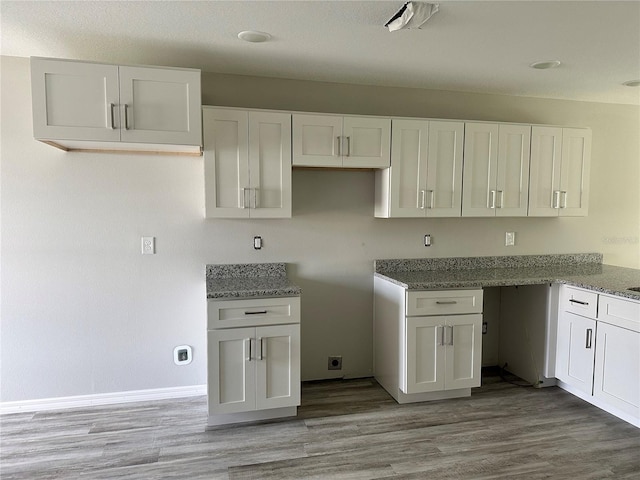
left=124, top=104, right=130, bottom=130
left=560, top=191, right=568, bottom=209
left=257, top=337, right=264, bottom=360
left=108, top=103, right=116, bottom=129
left=427, top=190, right=434, bottom=209
left=497, top=190, right=504, bottom=209
left=449, top=325, right=454, bottom=346
left=585, top=328, right=593, bottom=349
left=244, top=310, right=268, bottom=315
left=345, top=136, right=351, bottom=157
left=253, top=188, right=259, bottom=209
left=569, top=299, right=589, bottom=306
left=420, top=190, right=426, bottom=209
left=246, top=338, right=252, bottom=362
left=438, top=325, right=445, bottom=346
left=436, top=300, right=457, bottom=305
left=241, top=188, right=249, bottom=209
left=553, top=190, right=561, bottom=209
left=489, top=190, right=497, bottom=209
left=336, top=136, right=342, bottom=157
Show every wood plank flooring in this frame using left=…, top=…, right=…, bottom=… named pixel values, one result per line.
left=1, top=371, right=639, bottom=479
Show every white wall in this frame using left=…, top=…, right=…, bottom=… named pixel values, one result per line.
left=1, top=56, right=639, bottom=402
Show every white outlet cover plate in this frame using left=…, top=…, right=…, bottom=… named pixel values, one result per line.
left=505, top=232, right=516, bottom=246
left=141, top=236, right=155, bottom=254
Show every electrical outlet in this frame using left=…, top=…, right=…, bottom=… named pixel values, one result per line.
left=482, top=322, right=488, bottom=334
left=505, top=232, right=516, bottom=246
left=141, top=236, right=155, bottom=254
left=328, top=355, right=342, bottom=370
left=424, top=234, right=431, bottom=247
left=254, top=236, right=262, bottom=250
left=174, top=345, right=192, bottom=365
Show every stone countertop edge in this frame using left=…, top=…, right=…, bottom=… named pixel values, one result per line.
left=206, top=262, right=302, bottom=299
left=374, top=260, right=640, bottom=301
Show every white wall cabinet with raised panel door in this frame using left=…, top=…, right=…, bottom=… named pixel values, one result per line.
left=293, top=113, right=391, bottom=168
left=203, top=107, right=292, bottom=218
left=529, top=127, right=592, bottom=217
left=555, top=286, right=639, bottom=427
left=207, top=296, right=301, bottom=426
left=375, top=119, right=464, bottom=218
left=30, top=57, right=201, bottom=153
left=462, top=123, right=531, bottom=217
left=373, top=278, right=483, bottom=404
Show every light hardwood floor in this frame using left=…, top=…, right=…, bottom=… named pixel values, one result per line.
left=1, top=371, right=639, bottom=479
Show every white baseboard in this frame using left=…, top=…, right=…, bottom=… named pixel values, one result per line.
left=0, top=384, right=207, bottom=415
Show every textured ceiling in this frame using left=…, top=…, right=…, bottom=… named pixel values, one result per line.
left=2, top=1, right=639, bottom=105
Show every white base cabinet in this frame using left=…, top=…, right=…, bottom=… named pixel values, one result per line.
left=31, top=57, right=202, bottom=154
left=207, top=296, right=300, bottom=426
left=556, top=286, right=639, bottom=427
left=374, top=277, right=483, bottom=404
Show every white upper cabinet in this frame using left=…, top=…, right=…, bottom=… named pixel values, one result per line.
left=529, top=127, right=591, bottom=217
left=375, top=119, right=463, bottom=218
left=203, top=107, right=292, bottom=219
left=462, top=123, right=531, bottom=217
left=293, top=113, right=390, bottom=168
left=31, top=57, right=201, bottom=153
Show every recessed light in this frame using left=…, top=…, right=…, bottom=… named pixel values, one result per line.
left=529, top=61, right=562, bottom=70
left=238, top=31, right=271, bottom=43
left=623, top=80, right=640, bottom=87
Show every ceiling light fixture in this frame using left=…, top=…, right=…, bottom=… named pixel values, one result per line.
left=238, top=31, right=271, bottom=43
left=529, top=61, right=562, bottom=70
left=622, top=80, right=640, bottom=87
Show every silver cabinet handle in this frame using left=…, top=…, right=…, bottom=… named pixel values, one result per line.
left=497, top=190, right=504, bottom=209
left=449, top=325, right=454, bottom=346
left=553, top=190, right=561, bottom=209
left=257, top=337, right=264, bottom=360
left=427, top=190, right=434, bottom=209
left=436, top=300, right=457, bottom=305
left=253, top=188, right=259, bottom=209
left=569, top=299, right=589, bottom=306
left=123, top=104, right=130, bottom=130
left=438, top=325, right=444, bottom=346
left=586, top=328, right=593, bottom=349
left=244, top=310, right=267, bottom=315
left=108, top=103, right=116, bottom=129
left=246, top=338, right=252, bottom=362
left=241, top=188, right=249, bottom=209
left=560, top=191, right=568, bottom=209
left=336, top=136, right=342, bottom=157
left=420, top=190, right=426, bottom=209
left=490, top=190, right=497, bottom=209
left=345, top=136, right=351, bottom=157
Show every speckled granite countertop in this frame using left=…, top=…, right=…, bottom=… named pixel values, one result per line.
left=375, top=253, right=640, bottom=301
left=206, top=262, right=302, bottom=299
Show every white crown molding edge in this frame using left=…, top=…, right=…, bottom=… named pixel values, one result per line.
left=0, top=384, right=207, bottom=415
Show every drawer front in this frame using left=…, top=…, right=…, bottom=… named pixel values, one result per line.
left=406, top=289, right=483, bottom=316
left=598, top=294, right=640, bottom=332
left=208, top=297, right=300, bottom=329
left=561, top=286, right=598, bottom=319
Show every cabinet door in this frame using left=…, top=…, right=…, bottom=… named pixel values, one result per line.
left=404, top=317, right=445, bottom=393
left=256, top=324, right=301, bottom=410
left=118, top=66, right=202, bottom=145
left=426, top=121, right=464, bottom=217
left=342, top=117, right=391, bottom=168
left=292, top=114, right=342, bottom=167
left=388, top=119, right=429, bottom=217
left=203, top=108, right=250, bottom=218
left=445, top=314, right=482, bottom=389
left=31, top=58, right=121, bottom=142
left=248, top=112, right=292, bottom=218
left=208, top=328, right=256, bottom=415
left=462, top=123, right=499, bottom=217
left=593, top=322, right=640, bottom=418
left=495, top=124, right=531, bottom=217
left=559, top=128, right=591, bottom=217
left=529, top=126, right=563, bottom=217
left=556, top=311, right=596, bottom=395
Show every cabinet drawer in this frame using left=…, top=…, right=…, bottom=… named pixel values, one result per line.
left=406, top=289, right=483, bottom=316
left=561, top=286, right=598, bottom=319
left=598, top=294, right=640, bottom=332
left=208, top=297, right=300, bottom=329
